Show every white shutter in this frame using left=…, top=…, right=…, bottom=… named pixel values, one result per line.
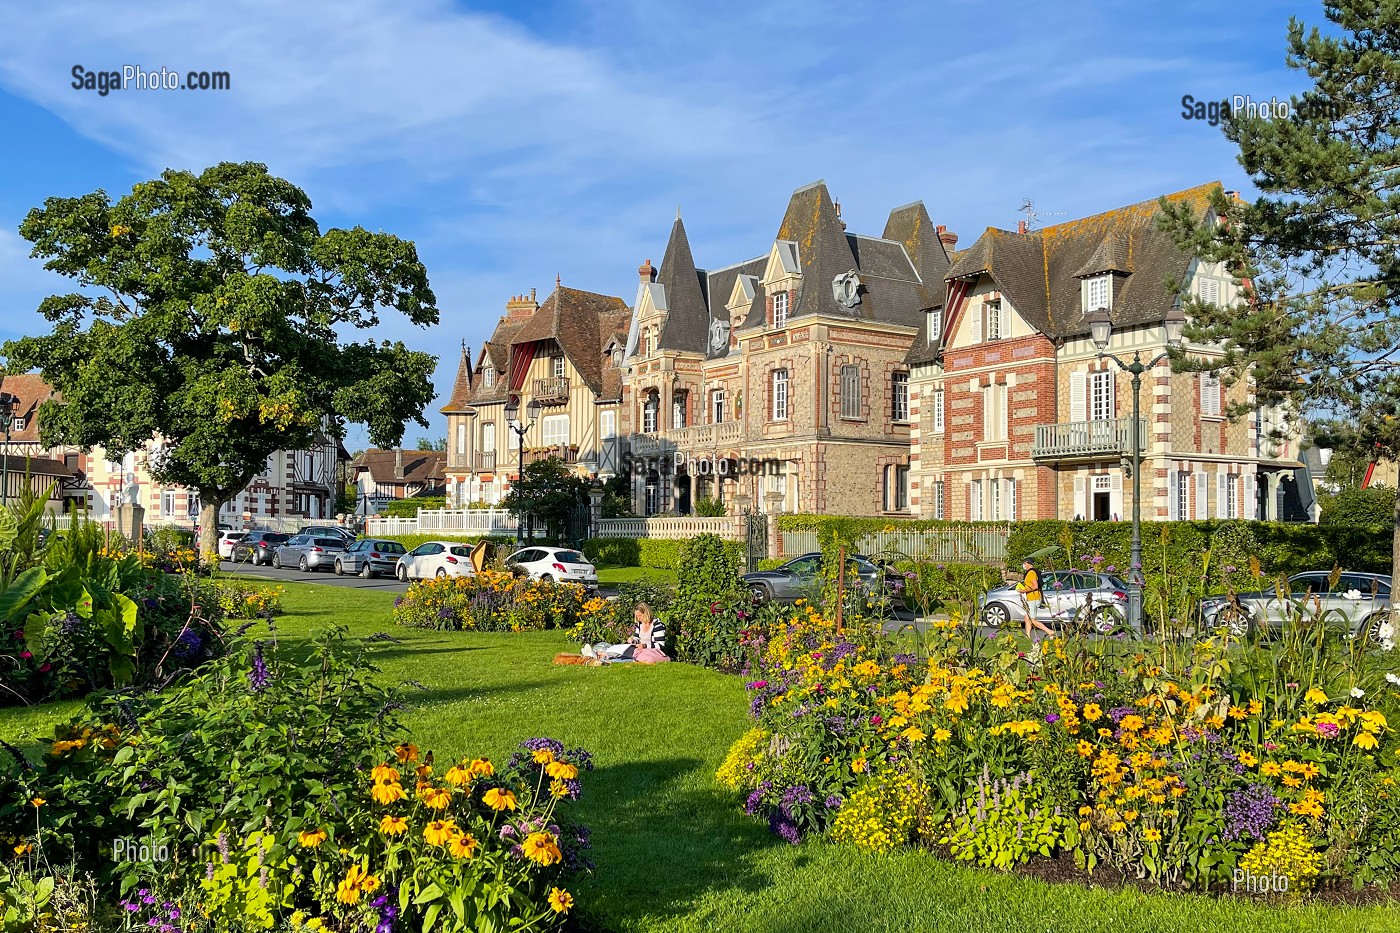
left=982, top=387, right=992, bottom=440
left=1216, top=472, right=1228, bottom=519
left=968, top=481, right=980, bottom=520
left=1106, top=371, right=1116, bottom=420
left=1000, top=303, right=1012, bottom=341
left=999, top=385, right=1009, bottom=442
left=1005, top=478, right=1017, bottom=520
left=970, top=304, right=982, bottom=344
left=1194, top=472, right=1207, bottom=520
left=1201, top=375, right=1221, bottom=417
left=1243, top=472, right=1257, bottom=520
left=934, top=390, right=945, bottom=433
left=1070, top=370, right=1087, bottom=423
left=1168, top=471, right=1179, bottom=521
left=1073, top=474, right=1086, bottom=520
left=1110, top=471, right=1123, bottom=521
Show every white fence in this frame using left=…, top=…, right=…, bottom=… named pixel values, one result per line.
left=594, top=516, right=743, bottom=540
left=780, top=524, right=1010, bottom=566
left=364, top=508, right=518, bottom=538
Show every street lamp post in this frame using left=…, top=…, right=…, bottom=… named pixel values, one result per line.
left=0, top=392, right=16, bottom=505
left=1086, top=305, right=1187, bottom=633
left=503, top=398, right=542, bottom=543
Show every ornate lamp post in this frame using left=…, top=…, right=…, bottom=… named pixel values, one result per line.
left=1086, top=305, right=1187, bottom=633
left=0, top=392, right=16, bottom=505
left=503, top=398, right=542, bottom=543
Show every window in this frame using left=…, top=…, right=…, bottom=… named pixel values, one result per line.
left=934, top=481, right=946, bottom=520
left=1174, top=471, right=1190, bottom=520
left=926, top=309, right=941, bottom=345
left=542, top=414, right=569, bottom=448
left=161, top=490, right=176, bottom=517
left=711, top=389, right=725, bottom=424
left=1004, top=478, right=1017, bottom=520
left=481, top=422, right=496, bottom=453
left=188, top=493, right=200, bottom=516
left=988, top=477, right=1002, bottom=520
left=933, top=389, right=945, bottom=433
left=1199, top=278, right=1221, bottom=304
left=643, top=395, right=658, bottom=433
left=1226, top=473, right=1239, bottom=518
left=11, top=418, right=24, bottom=432
left=970, top=479, right=983, bottom=520
left=457, top=423, right=467, bottom=455
left=840, top=364, right=862, bottom=419
left=1201, top=374, right=1222, bottom=416
left=891, top=373, right=909, bottom=423
left=672, top=394, right=686, bottom=429
left=552, top=356, right=566, bottom=378
left=645, top=328, right=657, bottom=355
left=982, top=382, right=1008, bottom=441
left=483, top=368, right=496, bottom=388
left=772, top=290, right=789, bottom=327
left=1086, top=274, right=1111, bottom=311
left=984, top=299, right=1003, bottom=341
left=771, top=370, right=789, bottom=421
left=600, top=410, right=616, bottom=439
left=885, top=465, right=909, bottom=511
left=1089, top=370, right=1115, bottom=422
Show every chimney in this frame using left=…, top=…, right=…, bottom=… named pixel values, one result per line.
left=936, top=224, right=959, bottom=249
left=834, top=199, right=846, bottom=231
left=506, top=291, right=539, bottom=319
left=1017, top=220, right=1028, bottom=235
left=395, top=449, right=404, bottom=481
left=639, top=258, right=657, bottom=283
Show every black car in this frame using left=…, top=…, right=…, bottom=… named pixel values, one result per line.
left=231, top=530, right=291, bottom=566
left=742, top=552, right=904, bottom=605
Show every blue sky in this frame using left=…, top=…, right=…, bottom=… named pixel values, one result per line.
left=0, top=0, right=1317, bottom=450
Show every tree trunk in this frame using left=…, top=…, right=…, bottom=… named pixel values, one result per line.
left=198, top=496, right=225, bottom=566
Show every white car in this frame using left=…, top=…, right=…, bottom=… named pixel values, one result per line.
left=217, top=530, right=247, bottom=560
left=504, top=547, right=598, bottom=586
left=397, top=541, right=475, bottom=582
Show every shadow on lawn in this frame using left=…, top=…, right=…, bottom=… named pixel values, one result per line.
left=572, top=756, right=780, bottom=929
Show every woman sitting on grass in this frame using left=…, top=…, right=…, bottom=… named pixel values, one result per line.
left=582, top=602, right=668, bottom=663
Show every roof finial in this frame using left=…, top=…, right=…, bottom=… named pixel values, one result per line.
left=556, top=273, right=561, bottom=289
left=676, top=204, right=681, bottom=221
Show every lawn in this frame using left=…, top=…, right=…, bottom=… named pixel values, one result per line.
left=3, top=581, right=1397, bottom=932
left=595, top=565, right=678, bottom=586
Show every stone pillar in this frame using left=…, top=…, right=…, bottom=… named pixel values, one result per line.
left=587, top=487, right=604, bottom=539
left=764, top=491, right=784, bottom=559
left=1264, top=471, right=1283, bottom=521
left=114, top=503, right=145, bottom=546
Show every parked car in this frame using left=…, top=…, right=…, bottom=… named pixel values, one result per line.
left=216, top=530, right=248, bottom=560
left=743, top=552, right=903, bottom=606
left=231, top=531, right=290, bottom=565
left=1198, top=572, right=1392, bottom=636
left=336, top=538, right=408, bottom=578
left=978, top=571, right=1132, bottom=634
left=504, top=547, right=598, bottom=585
left=298, top=524, right=355, bottom=542
left=271, top=535, right=348, bottom=572
left=396, top=541, right=475, bottom=581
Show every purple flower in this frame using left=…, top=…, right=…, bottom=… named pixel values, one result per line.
left=1222, top=784, right=1279, bottom=842
left=1045, top=713, right=1060, bottom=724
left=825, top=794, right=844, bottom=810
left=247, top=642, right=271, bottom=692
left=768, top=810, right=801, bottom=844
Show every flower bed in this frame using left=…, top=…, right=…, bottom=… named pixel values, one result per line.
left=393, top=570, right=611, bottom=632
left=718, top=606, right=1400, bottom=894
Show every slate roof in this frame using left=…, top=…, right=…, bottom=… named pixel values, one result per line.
left=700, top=256, right=766, bottom=360
left=353, top=449, right=446, bottom=488
left=0, top=455, right=74, bottom=478
left=440, top=343, right=474, bottom=414
left=944, top=182, right=1220, bottom=339
left=0, top=373, right=60, bottom=444
left=654, top=218, right=711, bottom=354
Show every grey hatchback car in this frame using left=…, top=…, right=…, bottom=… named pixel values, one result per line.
left=742, top=552, right=902, bottom=605
left=979, top=571, right=1133, bottom=633
left=335, top=538, right=408, bottom=578
left=1198, top=572, right=1392, bottom=636
left=271, top=535, right=347, bottom=572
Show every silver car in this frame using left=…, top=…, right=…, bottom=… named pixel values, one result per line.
left=271, top=535, right=347, bottom=572
left=979, top=571, right=1132, bottom=633
left=335, top=538, right=408, bottom=578
left=1199, top=572, right=1392, bottom=637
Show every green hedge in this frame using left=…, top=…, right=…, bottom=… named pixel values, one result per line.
left=1005, top=519, right=1391, bottom=596
left=583, top=537, right=745, bottom=571
left=777, top=513, right=1008, bottom=538
left=896, top=560, right=1004, bottom=612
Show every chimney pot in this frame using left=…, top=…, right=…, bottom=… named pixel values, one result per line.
left=530, top=287, right=536, bottom=302
left=938, top=227, right=959, bottom=248
left=1017, top=220, right=1027, bottom=234
left=639, top=258, right=657, bottom=283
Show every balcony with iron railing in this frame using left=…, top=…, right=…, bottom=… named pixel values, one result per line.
left=1031, top=417, right=1147, bottom=460
left=531, top=376, right=570, bottom=402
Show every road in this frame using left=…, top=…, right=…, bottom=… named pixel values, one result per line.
left=221, top=558, right=931, bottom=627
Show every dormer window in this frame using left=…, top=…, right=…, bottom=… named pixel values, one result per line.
left=1085, top=274, right=1111, bottom=312
left=772, top=291, right=789, bottom=328
left=645, top=328, right=657, bottom=356
left=611, top=346, right=624, bottom=366
left=926, top=310, right=941, bottom=345
left=552, top=355, right=566, bottom=378
left=984, top=299, right=1004, bottom=341
left=484, top=369, right=497, bottom=388
left=11, top=418, right=24, bottom=432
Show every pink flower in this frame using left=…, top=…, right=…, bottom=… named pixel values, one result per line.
left=19, top=650, right=31, bottom=660
left=1316, top=722, right=1340, bottom=739
left=39, top=663, right=51, bottom=673
left=870, top=715, right=883, bottom=725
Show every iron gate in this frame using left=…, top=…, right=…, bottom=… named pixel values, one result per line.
left=745, top=508, right=767, bottom=573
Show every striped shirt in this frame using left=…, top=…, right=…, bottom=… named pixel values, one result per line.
left=634, top=620, right=667, bottom=651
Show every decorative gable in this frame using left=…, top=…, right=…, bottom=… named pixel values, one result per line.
left=762, top=240, right=801, bottom=285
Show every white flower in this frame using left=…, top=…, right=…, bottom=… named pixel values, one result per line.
left=1387, top=672, right=1400, bottom=686
left=1351, top=687, right=1365, bottom=699
left=1378, top=621, right=1396, bottom=651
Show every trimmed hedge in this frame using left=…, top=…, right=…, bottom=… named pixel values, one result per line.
left=777, top=513, right=1009, bottom=539
left=582, top=537, right=745, bottom=571
left=1005, top=519, right=1391, bottom=596
left=368, top=533, right=516, bottom=555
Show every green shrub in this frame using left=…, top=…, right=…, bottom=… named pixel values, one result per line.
left=694, top=495, right=727, bottom=517
left=583, top=537, right=641, bottom=567
left=212, top=579, right=286, bottom=619
left=1319, top=486, right=1395, bottom=527
left=376, top=496, right=447, bottom=518
left=898, top=561, right=1003, bottom=613
left=384, top=533, right=514, bottom=556
left=582, top=536, right=744, bottom=571
left=756, top=557, right=786, bottom=571
left=668, top=534, right=752, bottom=671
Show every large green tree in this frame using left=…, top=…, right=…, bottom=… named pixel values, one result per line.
left=501, top=458, right=590, bottom=542
left=1159, top=0, right=1400, bottom=579
left=2, top=162, right=439, bottom=559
